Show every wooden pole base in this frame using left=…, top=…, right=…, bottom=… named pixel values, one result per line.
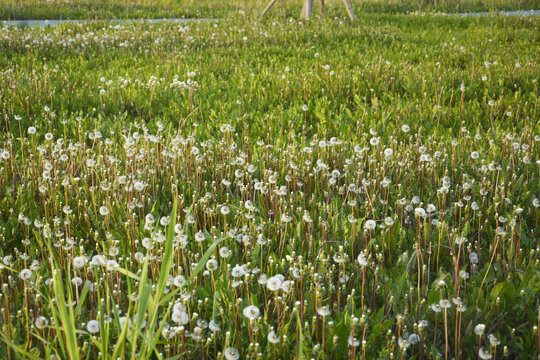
left=261, top=0, right=278, bottom=16
left=262, top=0, right=356, bottom=21
left=342, top=0, right=357, bottom=21
left=304, top=0, right=314, bottom=19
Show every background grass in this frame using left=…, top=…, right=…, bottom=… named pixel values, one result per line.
left=1, top=14, right=538, bottom=139
left=1, top=0, right=539, bottom=20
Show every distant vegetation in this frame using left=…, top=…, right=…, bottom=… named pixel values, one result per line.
left=1, top=0, right=539, bottom=20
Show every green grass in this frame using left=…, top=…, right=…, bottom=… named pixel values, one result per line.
left=1, top=0, right=539, bottom=20
left=0, top=9, right=539, bottom=360
left=1, top=14, right=538, bottom=137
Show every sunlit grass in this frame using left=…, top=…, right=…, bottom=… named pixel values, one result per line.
left=1, top=0, right=539, bottom=20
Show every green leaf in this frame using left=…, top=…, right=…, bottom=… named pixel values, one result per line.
left=50, top=258, right=80, bottom=360
left=115, top=267, right=140, bottom=281
left=185, top=233, right=226, bottom=286
left=74, top=280, right=91, bottom=317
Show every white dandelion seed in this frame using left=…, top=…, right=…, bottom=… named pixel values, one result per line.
left=231, top=265, right=245, bottom=278
left=281, top=213, right=292, bottom=223
left=206, top=259, right=218, bottom=271
left=19, top=269, right=32, bottom=280
left=357, top=252, right=368, bottom=267
left=35, top=316, right=49, bottom=330
left=219, top=247, right=231, bottom=258
left=87, top=320, right=100, bottom=334
left=173, top=275, right=186, bottom=287
left=317, top=305, right=331, bottom=317
left=478, top=348, right=492, bottom=360
left=281, top=280, right=292, bottom=293
left=370, top=137, right=380, bottom=146
left=455, top=236, right=467, bottom=245
left=439, top=299, right=452, bottom=309
left=414, top=207, right=426, bottom=218
left=172, top=311, right=189, bottom=325
left=267, top=276, right=283, bottom=291
left=348, top=334, right=360, bottom=347
left=209, top=320, right=220, bottom=332
left=475, top=324, right=486, bottom=336
left=195, top=231, right=206, bottom=242
left=488, top=334, right=501, bottom=346
left=408, top=334, right=420, bottom=345
left=224, top=347, right=240, bottom=360
left=173, top=303, right=186, bottom=314
left=73, top=256, right=86, bottom=269
left=243, top=305, right=260, bottom=320
left=134, top=181, right=145, bottom=191
left=106, top=260, right=119, bottom=270
left=268, top=330, right=280, bottom=344
left=91, top=255, right=107, bottom=267
left=364, top=220, right=376, bottom=230
left=333, top=252, right=346, bottom=264
left=258, top=274, right=268, bottom=285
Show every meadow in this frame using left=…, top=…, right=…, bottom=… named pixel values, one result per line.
left=0, top=1, right=539, bottom=359
left=1, top=0, right=540, bottom=19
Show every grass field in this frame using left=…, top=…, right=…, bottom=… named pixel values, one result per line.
left=0, top=2, right=539, bottom=360
left=1, top=0, right=540, bottom=19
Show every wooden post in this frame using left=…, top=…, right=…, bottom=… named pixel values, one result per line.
left=305, top=0, right=314, bottom=19
left=263, top=0, right=354, bottom=20
left=341, top=0, right=357, bottom=21
left=261, top=0, right=278, bottom=16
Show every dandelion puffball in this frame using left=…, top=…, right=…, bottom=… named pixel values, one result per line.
left=242, top=305, right=260, bottom=320
left=266, top=276, right=282, bottom=291
left=364, top=220, right=376, bottom=230
left=99, top=206, right=110, bottom=216
left=87, top=320, right=100, bottom=334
